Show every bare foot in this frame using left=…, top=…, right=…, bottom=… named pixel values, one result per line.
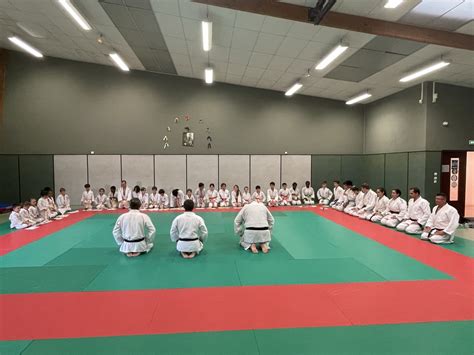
left=127, top=252, right=140, bottom=257
left=261, top=244, right=269, bottom=254
left=181, top=252, right=189, bottom=259
left=188, top=252, right=196, bottom=259
left=250, top=244, right=258, bottom=254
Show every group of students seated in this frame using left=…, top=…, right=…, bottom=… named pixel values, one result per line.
left=76, top=179, right=326, bottom=210
left=327, top=180, right=460, bottom=244
left=8, top=186, right=76, bottom=230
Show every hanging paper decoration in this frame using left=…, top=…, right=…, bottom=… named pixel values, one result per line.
left=167, top=126, right=171, bottom=132
left=163, top=142, right=170, bottom=149
left=207, top=142, right=212, bottom=149
left=163, top=135, right=168, bottom=141
left=185, top=115, right=190, bottom=121
left=174, top=117, right=179, bottom=124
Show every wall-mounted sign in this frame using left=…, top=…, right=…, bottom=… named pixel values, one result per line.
left=469, top=139, right=474, bottom=145
left=450, top=158, right=459, bottom=201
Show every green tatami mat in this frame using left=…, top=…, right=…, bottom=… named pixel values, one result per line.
left=0, top=265, right=105, bottom=294
left=6, top=321, right=473, bottom=355
left=0, top=220, right=13, bottom=236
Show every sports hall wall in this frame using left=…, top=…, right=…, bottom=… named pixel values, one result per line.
left=1, top=51, right=473, bottom=205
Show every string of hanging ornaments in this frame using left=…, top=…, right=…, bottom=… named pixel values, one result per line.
left=162, top=115, right=213, bottom=150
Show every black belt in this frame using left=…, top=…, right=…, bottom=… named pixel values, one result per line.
left=389, top=211, right=399, bottom=214
left=246, top=227, right=269, bottom=230
left=123, top=238, right=145, bottom=243
left=410, top=218, right=419, bottom=222
left=178, top=238, right=199, bottom=241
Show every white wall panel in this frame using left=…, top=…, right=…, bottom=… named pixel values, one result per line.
left=88, top=155, right=121, bottom=196
left=54, top=155, right=87, bottom=206
left=250, top=155, right=280, bottom=190
left=281, top=155, right=311, bottom=190
left=187, top=155, right=218, bottom=190
left=155, top=155, right=186, bottom=193
left=218, top=155, right=250, bottom=189
left=121, top=155, right=154, bottom=191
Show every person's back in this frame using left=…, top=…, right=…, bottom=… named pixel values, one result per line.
left=235, top=201, right=274, bottom=254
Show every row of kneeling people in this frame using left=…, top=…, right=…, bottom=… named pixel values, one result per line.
left=75, top=180, right=327, bottom=210
left=113, top=198, right=275, bottom=258
left=329, top=180, right=460, bottom=244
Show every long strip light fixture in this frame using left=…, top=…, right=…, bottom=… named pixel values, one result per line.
left=346, top=92, right=372, bottom=105
left=315, top=43, right=348, bottom=70
left=399, top=60, right=450, bottom=83
left=384, top=0, right=404, bottom=9
left=205, top=67, right=214, bottom=84
left=285, top=82, right=303, bottom=96
left=58, top=0, right=92, bottom=31
left=202, top=21, right=212, bottom=52
left=8, top=36, right=43, bottom=58
left=109, top=53, right=130, bottom=71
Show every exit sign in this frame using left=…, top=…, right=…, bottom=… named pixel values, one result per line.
left=470, top=140, right=474, bottom=145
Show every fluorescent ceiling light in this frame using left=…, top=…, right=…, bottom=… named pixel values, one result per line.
left=285, top=83, right=303, bottom=96
left=58, top=0, right=92, bottom=31
left=205, top=68, right=213, bottom=84
left=109, top=53, right=129, bottom=71
left=8, top=36, right=43, bottom=58
left=384, top=0, right=404, bottom=9
left=346, top=92, right=372, bottom=105
left=315, top=44, right=349, bottom=70
left=400, top=61, right=450, bottom=82
left=202, top=21, right=212, bottom=52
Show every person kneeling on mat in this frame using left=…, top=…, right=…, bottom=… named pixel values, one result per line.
left=421, top=193, right=459, bottom=244
left=112, top=198, right=156, bottom=257
left=234, top=199, right=275, bottom=254
left=170, top=199, right=208, bottom=259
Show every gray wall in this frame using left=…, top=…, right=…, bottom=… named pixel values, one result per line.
left=0, top=51, right=364, bottom=155
left=363, top=84, right=428, bottom=154
left=425, top=82, right=474, bottom=151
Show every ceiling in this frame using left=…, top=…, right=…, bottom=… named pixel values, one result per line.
left=0, top=0, right=473, bottom=103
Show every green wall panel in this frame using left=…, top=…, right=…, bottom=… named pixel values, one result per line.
left=364, top=154, right=385, bottom=189
left=19, top=155, right=54, bottom=202
left=311, top=155, right=341, bottom=186
left=341, top=155, right=364, bottom=186
left=385, top=153, right=408, bottom=200
left=408, top=152, right=426, bottom=198
left=0, top=155, right=20, bottom=204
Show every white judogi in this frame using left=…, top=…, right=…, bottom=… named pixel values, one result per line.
left=339, top=189, right=356, bottom=212
left=139, top=192, right=149, bottom=209
left=206, top=189, right=219, bottom=208
left=234, top=201, right=274, bottom=250
left=367, top=195, right=389, bottom=222
left=330, top=186, right=344, bottom=206
left=267, top=188, right=279, bottom=206
left=357, top=189, right=377, bottom=219
left=242, top=191, right=251, bottom=205
left=157, top=194, right=169, bottom=209
left=48, top=197, right=59, bottom=216
left=218, top=189, right=230, bottom=207
left=131, top=191, right=141, bottom=199
left=170, top=212, right=208, bottom=253
left=346, top=192, right=363, bottom=215
left=421, top=204, right=459, bottom=244
left=317, top=187, right=333, bottom=205
left=396, top=197, right=431, bottom=234
left=113, top=209, right=156, bottom=254
left=251, top=191, right=266, bottom=203
left=38, top=197, right=56, bottom=220
left=28, top=205, right=44, bottom=223
left=118, top=187, right=132, bottom=208
left=332, top=188, right=348, bottom=210
left=185, top=193, right=196, bottom=203
left=108, top=191, right=119, bottom=209
left=290, top=188, right=301, bottom=205
left=279, top=188, right=291, bottom=206
left=81, top=190, right=94, bottom=210
left=148, top=192, right=160, bottom=209
left=231, top=191, right=242, bottom=207
left=194, top=188, right=207, bottom=208
left=302, top=187, right=315, bottom=205
left=19, top=208, right=35, bottom=225
left=56, top=194, right=71, bottom=214
left=9, top=211, right=28, bottom=229
left=380, top=197, right=408, bottom=227
left=95, top=194, right=108, bottom=210
left=170, top=190, right=185, bottom=208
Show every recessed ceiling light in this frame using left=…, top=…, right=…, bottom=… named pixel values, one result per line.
left=285, top=83, right=303, bottom=96
left=400, top=61, right=450, bottom=83
left=315, top=44, right=349, bottom=70
left=346, top=92, right=372, bottom=105
left=384, top=0, right=404, bottom=9
left=8, top=36, right=43, bottom=58
left=58, top=0, right=92, bottom=31
left=202, top=21, right=212, bottom=52
left=205, top=67, right=213, bottom=84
